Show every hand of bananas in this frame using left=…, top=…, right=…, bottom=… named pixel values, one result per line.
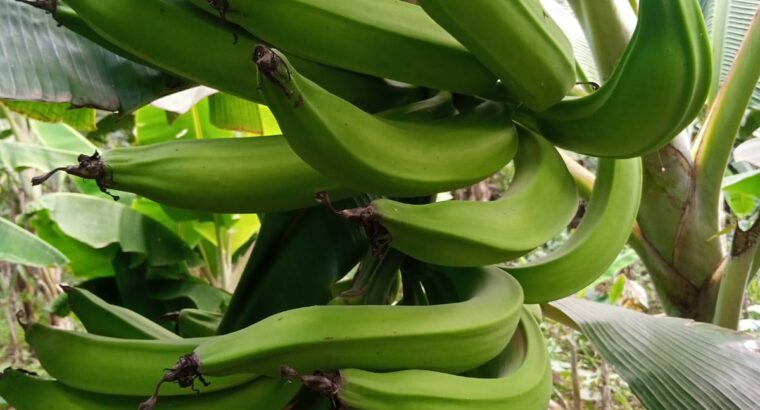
left=16, top=0, right=710, bottom=408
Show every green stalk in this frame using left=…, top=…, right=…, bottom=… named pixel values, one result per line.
left=713, top=217, right=760, bottom=329
left=693, top=9, right=760, bottom=243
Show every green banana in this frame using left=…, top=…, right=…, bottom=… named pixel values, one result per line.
left=161, top=266, right=522, bottom=381
left=507, top=158, right=643, bottom=303
left=354, top=125, right=578, bottom=267
left=0, top=369, right=297, bottom=410
left=24, top=323, right=254, bottom=396
left=63, top=285, right=179, bottom=340
left=529, top=0, right=711, bottom=158
left=188, top=0, right=500, bottom=97
left=61, top=0, right=424, bottom=112
left=256, top=46, right=518, bottom=196
left=175, top=309, right=222, bottom=338
left=418, top=0, right=575, bottom=111
left=32, top=136, right=356, bottom=213
left=285, top=308, right=551, bottom=410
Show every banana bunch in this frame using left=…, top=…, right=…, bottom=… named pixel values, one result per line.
left=16, top=0, right=715, bottom=407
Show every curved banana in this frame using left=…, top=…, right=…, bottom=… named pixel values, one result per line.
left=188, top=0, right=500, bottom=97
left=530, top=0, right=711, bottom=157
left=0, top=369, right=297, bottom=410
left=175, top=309, right=223, bottom=338
left=64, top=285, right=179, bottom=340
left=418, top=0, right=575, bottom=111
left=62, top=0, right=424, bottom=112
left=507, top=158, right=643, bottom=303
left=32, top=136, right=356, bottom=213
left=23, top=323, right=254, bottom=396
left=165, top=266, right=522, bottom=380
left=256, top=46, right=518, bottom=196
left=286, top=308, right=551, bottom=410
left=359, top=125, right=578, bottom=267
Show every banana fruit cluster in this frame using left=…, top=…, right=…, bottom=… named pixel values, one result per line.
left=16, top=0, right=711, bottom=408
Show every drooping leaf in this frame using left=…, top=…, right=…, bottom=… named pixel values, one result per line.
left=29, top=214, right=117, bottom=279
left=27, top=193, right=194, bottom=267
left=0, top=0, right=186, bottom=112
left=192, top=214, right=260, bottom=255
left=723, top=169, right=760, bottom=196
left=130, top=198, right=202, bottom=247
left=548, top=298, right=760, bottom=410
left=726, top=190, right=759, bottom=217
left=0, top=216, right=67, bottom=267
left=147, top=279, right=231, bottom=312
left=1, top=101, right=96, bottom=131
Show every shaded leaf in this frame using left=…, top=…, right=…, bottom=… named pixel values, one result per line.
left=30, top=214, right=117, bottom=278
left=2, top=101, right=96, bottom=131
left=27, top=193, right=194, bottom=267
left=0, top=0, right=185, bottom=112
left=0, top=216, right=67, bottom=267
left=147, top=279, right=231, bottom=312
left=740, top=109, right=760, bottom=139
left=549, top=298, right=760, bottom=410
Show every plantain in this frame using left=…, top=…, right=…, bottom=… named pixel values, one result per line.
left=188, top=0, right=500, bottom=97
left=507, top=157, right=643, bottom=303
left=32, top=136, right=356, bottom=213
left=418, top=0, right=576, bottom=111
left=60, top=0, right=424, bottom=112
left=158, top=266, right=522, bottom=382
left=64, top=285, right=179, bottom=340
left=284, top=308, right=551, bottom=410
left=256, top=46, right=517, bottom=197
left=23, top=323, right=253, bottom=396
left=504, top=158, right=642, bottom=303
left=529, top=0, right=711, bottom=157
left=0, top=369, right=297, bottom=410
left=349, top=125, right=578, bottom=267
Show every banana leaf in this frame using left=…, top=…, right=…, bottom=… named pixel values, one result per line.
left=0, top=216, right=67, bottom=267
left=548, top=298, right=760, bottom=410
left=0, top=0, right=186, bottom=112
left=218, top=201, right=369, bottom=333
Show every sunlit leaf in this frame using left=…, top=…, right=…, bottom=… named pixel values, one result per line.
left=2, top=101, right=96, bottom=131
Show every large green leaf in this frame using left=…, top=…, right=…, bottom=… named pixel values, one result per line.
left=0, top=0, right=184, bottom=112
left=544, top=0, right=601, bottom=83
left=27, top=193, right=194, bottom=267
left=701, top=0, right=760, bottom=108
left=548, top=298, right=760, bottom=410
left=0, top=216, right=67, bottom=267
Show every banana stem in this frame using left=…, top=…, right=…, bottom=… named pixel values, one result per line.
left=693, top=10, right=760, bottom=236
left=712, top=217, right=760, bottom=329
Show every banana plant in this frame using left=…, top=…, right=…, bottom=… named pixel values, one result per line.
left=0, top=0, right=759, bottom=409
